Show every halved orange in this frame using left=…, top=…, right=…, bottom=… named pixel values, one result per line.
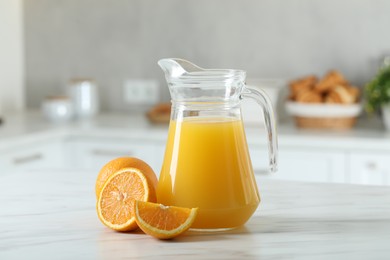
left=96, top=167, right=155, bottom=231
left=95, top=157, right=158, bottom=200
left=134, top=201, right=198, bottom=239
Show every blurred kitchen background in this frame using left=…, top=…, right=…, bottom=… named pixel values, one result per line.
left=1, top=0, right=390, bottom=186
left=1, top=0, right=390, bottom=114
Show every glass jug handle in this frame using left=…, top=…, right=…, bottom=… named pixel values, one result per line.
left=242, top=86, right=278, bottom=172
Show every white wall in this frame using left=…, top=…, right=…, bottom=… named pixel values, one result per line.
left=0, top=0, right=24, bottom=112
left=24, top=0, right=390, bottom=112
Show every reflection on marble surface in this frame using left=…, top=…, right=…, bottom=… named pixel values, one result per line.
left=1, top=169, right=390, bottom=259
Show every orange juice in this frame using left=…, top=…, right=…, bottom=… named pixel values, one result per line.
left=157, top=117, right=260, bottom=229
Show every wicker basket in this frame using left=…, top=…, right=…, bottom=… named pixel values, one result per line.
left=294, top=116, right=357, bottom=129
left=146, top=103, right=171, bottom=124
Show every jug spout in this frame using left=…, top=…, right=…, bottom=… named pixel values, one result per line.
left=158, top=58, right=247, bottom=102
left=158, top=58, right=203, bottom=80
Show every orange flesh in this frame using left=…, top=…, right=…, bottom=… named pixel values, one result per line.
left=135, top=201, right=198, bottom=239
left=97, top=168, right=150, bottom=231
left=137, top=203, right=192, bottom=230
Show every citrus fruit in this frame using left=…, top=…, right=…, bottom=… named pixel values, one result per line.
left=96, top=167, right=155, bottom=231
left=134, top=200, right=198, bottom=239
left=95, top=157, right=158, bottom=199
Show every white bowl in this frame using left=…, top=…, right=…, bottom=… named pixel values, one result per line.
left=285, top=101, right=362, bottom=118
left=42, top=96, right=74, bottom=123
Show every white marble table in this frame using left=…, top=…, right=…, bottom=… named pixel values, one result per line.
left=1, top=169, right=390, bottom=259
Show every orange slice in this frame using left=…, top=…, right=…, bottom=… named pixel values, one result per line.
left=96, top=167, right=155, bottom=231
left=95, top=157, right=158, bottom=200
left=134, top=201, right=198, bottom=239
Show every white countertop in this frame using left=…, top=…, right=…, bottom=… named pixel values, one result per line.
left=1, top=111, right=390, bottom=151
left=1, top=168, right=390, bottom=259
left=1, top=111, right=390, bottom=258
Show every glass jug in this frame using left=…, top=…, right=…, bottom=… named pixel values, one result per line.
left=157, top=58, right=278, bottom=230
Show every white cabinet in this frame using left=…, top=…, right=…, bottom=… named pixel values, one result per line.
left=2, top=135, right=389, bottom=187
left=278, top=149, right=346, bottom=183
left=250, top=146, right=346, bottom=183
left=348, top=152, right=390, bottom=186
left=0, top=136, right=166, bottom=176
left=0, top=140, right=65, bottom=173
left=64, top=137, right=165, bottom=175
left=1, top=117, right=389, bottom=187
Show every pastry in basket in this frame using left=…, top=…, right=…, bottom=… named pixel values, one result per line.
left=295, top=90, right=323, bottom=103
left=286, top=70, right=362, bottom=129
left=325, top=85, right=360, bottom=104
left=288, top=75, right=317, bottom=99
left=314, top=70, right=348, bottom=93
left=288, top=70, right=361, bottom=105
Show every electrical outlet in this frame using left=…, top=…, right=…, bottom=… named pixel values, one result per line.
left=123, top=79, right=159, bottom=105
